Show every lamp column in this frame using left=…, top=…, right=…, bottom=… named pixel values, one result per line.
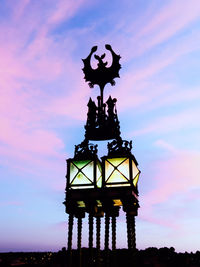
left=67, top=213, right=74, bottom=267
left=88, top=212, right=94, bottom=265
left=104, top=212, right=110, bottom=267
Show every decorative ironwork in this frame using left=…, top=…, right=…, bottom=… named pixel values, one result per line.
left=83, top=45, right=121, bottom=141
left=74, top=139, right=98, bottom=159
left=85, top=95, right=121, bottom=140
left=107, top=138, right=133, bottom=156
left=82, top=44, right=121, bottom=97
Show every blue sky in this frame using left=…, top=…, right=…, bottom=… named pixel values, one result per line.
left=0, top=0, right=200, bottom=252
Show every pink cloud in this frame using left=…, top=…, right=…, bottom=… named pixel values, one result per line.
left=0, top=201, right=23, bottom=207
left=47, top=0, right=85, bottom=26
left=134, top=0, right=200, bottom=55
left=0, top=1, right=89, bottom=178
left=113, top=29, right=200, bottom=112
left=142, top=146, right=200, bottom=209
left=138, top=143, right=200, bottom=233
left=132, top=106, right=200, bottom=136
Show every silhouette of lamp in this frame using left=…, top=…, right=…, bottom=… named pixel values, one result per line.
left=64, top=44, right=141, bottom=267
left=65, top=139, right=102, bottom=267
left=101, top=138, right=140, bottom=253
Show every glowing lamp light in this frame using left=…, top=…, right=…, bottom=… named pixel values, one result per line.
left=66, top=158, right=102, bottom=190
left=102, top=155, right=140, bottom=188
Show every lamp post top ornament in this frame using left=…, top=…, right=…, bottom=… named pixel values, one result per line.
left=82, top=44, right=121, bottom=104
left=82, top=44, right=122, bottom=141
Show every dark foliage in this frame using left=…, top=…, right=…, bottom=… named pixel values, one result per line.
left=1, top=247, right=200, bottom=267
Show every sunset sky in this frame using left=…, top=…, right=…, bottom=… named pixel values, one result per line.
left=0, top=0, right=200, bottom=252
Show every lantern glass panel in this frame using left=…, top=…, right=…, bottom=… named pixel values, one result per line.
left=69, top=160, right=94, bottom=188
left=105, top=161, right=114, bottom=179
left=73, top=160, right=91, bottom=169
left=105, top=157, right=130, bottom=187
left=132, top=160, right=139, bottom=178
left=133, top=173, right=139, bottom=187
left=107, top=157, right=127, bottom=167
left=71, top=172, right=91, bottom=185
left=96, top=161, right=102, bottom=188
left=117, top=158, right=130, bottom=178
left=69, top=163, right=79, bottom=183
left=82, top=161, right=94, bottom=181
left=107, top=170, right=128, bottom=183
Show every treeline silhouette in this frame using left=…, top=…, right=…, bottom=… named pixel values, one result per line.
left=0, top=247, right=200, bottom=267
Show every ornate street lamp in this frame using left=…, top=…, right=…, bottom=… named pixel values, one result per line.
left=64, top=44, right=141, bottom=267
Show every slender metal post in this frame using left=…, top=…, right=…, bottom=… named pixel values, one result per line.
left=88, top=213, right=94, bottom=266
left=112, top=216, right=116, bottom=250
left=112, top=216, right=117, bottom=267
left=96, top=217, right=101, bottom=267
left=77, top=217, right=82, bottom=267
left=126, top=212, right=131, bottom=250
left=68, top=213, right=74, bottom=267
left=104, top=213, right=110, bottom=267
left=126, top=212, right=136, bottom=265
left=130, top=215, right=136, bottom=250
left=89, top=213, right=94, bottom=249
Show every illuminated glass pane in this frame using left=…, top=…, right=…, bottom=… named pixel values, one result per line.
left=107, top=170, right=128, bottom=184
left=96, top=163, right=102, bottom=188
left=97, top=161, right=102, bottom=173
left=73, top=185, right=94, bottom=189
left=97, top=200, right=102, bottom=207
left=73, top=160, right=91, bottom=170
left=132, top=160, right=139, bottom=177
left=82, top=161, right=94, bottom=181
left=117, top=159, right=130, bottom=179
left=71, top=172, right=91, bottom=185
left=77, top=201, right=85, bottom=207
left=107, top=158, right=127, bottom=167
left=96, top=176, right=102, bottom=187
left=106, top=183, right=129, bottom=187
left=69, top=163, right=78, bottom=183
left=133, top=173, right=140, bottom=187
left=96, top=165, right=101, bottom=179
left=105, top=160, right=114, bottom=180
left=113, top=199, right=122, bottom=206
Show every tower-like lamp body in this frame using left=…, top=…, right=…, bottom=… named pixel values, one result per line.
left=101, top=139, right=140, bottom=210
left=65, top=140, right=103, bottom=215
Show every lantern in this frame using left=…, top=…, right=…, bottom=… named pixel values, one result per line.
left=66, top=157, right=102, bottom=190
left=102, top=139, right=140, bottom=190
left=66, top=140, right=102, bottom=190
